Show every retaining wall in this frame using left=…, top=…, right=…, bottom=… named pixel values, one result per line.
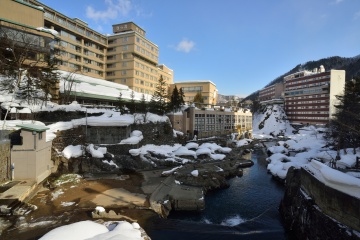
left=301, top=168, right=360, bottom=232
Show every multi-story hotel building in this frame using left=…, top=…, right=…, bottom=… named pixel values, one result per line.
left=27, top=0, right=108, bottom=79
left=170, top=80, right=218, bottom=106
left=283, top=66, right=345, bottom=125
left=168, top=106, right=252, bottom=139
left=106, top=22, right=173, bottom=95
left=1, top=0, right=173, bottom=99
left=259, top=82, right=284, bottom=104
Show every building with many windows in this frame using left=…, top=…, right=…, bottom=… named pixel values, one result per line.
left=259, top=82, right=284, bottom=105
left=170, top=80, right=218, bottom=107
left=283, top=66, right=345, bottom=125
left=2, top=0, right=174, bottom=98
left=106, top=22, right=173, bottom=95
left=168, top=106, right=252, bottom=139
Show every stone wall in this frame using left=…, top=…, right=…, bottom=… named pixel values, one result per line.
left=280, top=167, right=360, bottom=240
left=0, top=140, right=11, bottom=184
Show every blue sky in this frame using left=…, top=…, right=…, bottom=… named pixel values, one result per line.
left=38, top=0, right=360, bottom=97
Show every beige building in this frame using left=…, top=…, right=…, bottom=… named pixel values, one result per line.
left=168, top=106, right=252, bottom=139
left=284, top=66, right=345, bottom=125
left=11, top=124, right=53, bottom=183
left=106, top=22, right=173, bottom=95
left=171, top=80, right=218, bottom=106
left=29, top=0, right=108, bottom=79
left=2, top=1, right=173, bottom=98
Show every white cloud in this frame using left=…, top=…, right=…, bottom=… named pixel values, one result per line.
left=86, top=0, right=132, bottom=22
left=354, top=11, right=360, bottom=20
left=176, top=39, right=195, bottom=53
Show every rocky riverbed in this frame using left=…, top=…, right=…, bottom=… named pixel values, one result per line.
left=0, top=138, right=256, bottom=239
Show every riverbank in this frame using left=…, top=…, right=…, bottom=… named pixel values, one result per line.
left=0, top=145, right=255, bottom=239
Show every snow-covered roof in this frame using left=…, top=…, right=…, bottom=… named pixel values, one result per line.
left=58, top=70, right=152, bottom=102
left=174, top=80, right=217, bottom=86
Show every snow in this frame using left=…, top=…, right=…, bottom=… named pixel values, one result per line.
left=120, top=130, right=143, bottom=144
left=305, top=160, right=360, bottom=198
left=87, top=144, right=107, bottom=158
left=185, top=142, right=199, bottom=149
left=95, top=206, right=106, bottom=213
left=235, top=139, right=252, bottom=147
left=252, top=104, right=293, bottom=137
left=39, top=207, right=147, bottom=239
left=102, top=160, right=118, bottom=168
left=254, top=104, right=360, bottom=200
left=162, top=166, right=183, bottom=176
left=173, top=146, right=197, bottom=158
left=191, top=170, right=199, bottom=177
left=36, top=27, right=58, bottom=35
left=62, top=145, right=83, bottom=159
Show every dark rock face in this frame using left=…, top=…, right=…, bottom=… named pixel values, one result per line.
left=279, top=167, right=359, bottom=240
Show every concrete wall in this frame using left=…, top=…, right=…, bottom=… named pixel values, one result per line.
left=329, top=69, right=346, bottom=119
left=83, top=125, right=131, bottom=144
left=301, top=168, right=360, bottom=232
left=0, top=140, right=11, bottom=184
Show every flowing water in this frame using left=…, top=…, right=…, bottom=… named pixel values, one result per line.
left=144, top=148, right=288, bottom=239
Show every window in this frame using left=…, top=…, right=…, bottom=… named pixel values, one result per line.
left=38, top=132, right=43, bottom=140
left=121, top=70, right=126, bottom=75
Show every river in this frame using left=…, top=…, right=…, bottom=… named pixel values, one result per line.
left=144, top=148, right=288, bottom=240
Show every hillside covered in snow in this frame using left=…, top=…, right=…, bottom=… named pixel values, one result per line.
left=252, top=104, right=293, bottom=137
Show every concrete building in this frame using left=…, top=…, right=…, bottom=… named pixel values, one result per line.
left=10, top=124, right=53, bottom=183
left=170, top=80, right=218, bottom=107
left=283, top=66, right=345, bottom=125
left=36, top=1, right=108, bottom=79
left=168, top=106, right=252, bottom=139
left=259, top=82, right=284, bottom=105
left=106, top=22, right=173, bottom=95
left=2, top=0, right=173, bottom=98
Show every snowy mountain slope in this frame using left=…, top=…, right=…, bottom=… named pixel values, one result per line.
left=252, top=104, right=293, bottom=137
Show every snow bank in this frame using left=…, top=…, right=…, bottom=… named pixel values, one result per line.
left=86, top=144, right=107, bottom=158
left=39, top=220, right=146, bottom=240
left=305, top=160, right=360, bottom=198
left=120, top=130, right=143, bottom=144
left=62, top=145, right=83, bottom=159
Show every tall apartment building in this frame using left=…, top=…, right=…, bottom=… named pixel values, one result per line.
left=259, top=82, right=284, bottom=104
left=283, top=66, right=345, bottom=125
left=2, top=0, right=173, bottom=98
left=27, top=0, right=108, bottom=79
left=106, top=22, right=173, bottom=95
left=170, top=80, right=218, bottom=106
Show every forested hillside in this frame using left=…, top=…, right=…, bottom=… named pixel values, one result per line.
left=243, top=55, right=360, bottom=101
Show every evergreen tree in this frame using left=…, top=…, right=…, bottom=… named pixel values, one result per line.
left=117, top=92, right=126, bottom=114
left=128, top=90, right=136, bottom=114
left=328, top=76, right=360, bottom=158
left=139, top=93, right=148, bottom=113
left=169, top=85, right=181, bottom=112
left=150, top=75, right=168, bottom=115
left=179, top=87, right=185, bottom=106
left=193, top=92, right=204, bottom=108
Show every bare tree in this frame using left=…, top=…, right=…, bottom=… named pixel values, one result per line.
left=0, top=25, right=56, bottom=125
